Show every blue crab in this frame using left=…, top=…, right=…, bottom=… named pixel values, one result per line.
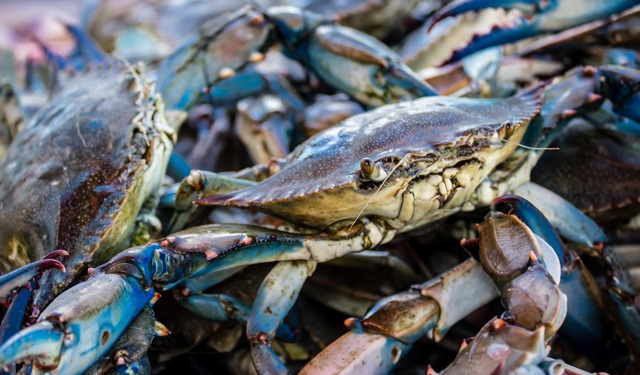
left=0, top=48, right=176, bottom=343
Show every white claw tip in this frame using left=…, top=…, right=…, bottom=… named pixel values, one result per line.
left=154, top=321, right=171, bottom=336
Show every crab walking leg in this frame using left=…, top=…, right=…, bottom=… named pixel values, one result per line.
left=247, top=260, right=317, bottom=374
left=181, top=293, right=253, bottom=322
left=170, top=170, right=258, bottom=232
left=300, top=258, right=496, bottom=374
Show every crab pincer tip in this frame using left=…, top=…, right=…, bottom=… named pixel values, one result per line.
left=492, top=195, right=519, bottom=212
left=43, top=249, right=69, bottom=260
left=154, top=321, right=171, bottom=337
left=37, top=259, right=66, bottom=274
left=343, top=317, right=359, bottom=329
left=426, top=365, right=439, bottom=375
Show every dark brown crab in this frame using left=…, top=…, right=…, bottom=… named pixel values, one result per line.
left=0, top=62, right=175, bottom=311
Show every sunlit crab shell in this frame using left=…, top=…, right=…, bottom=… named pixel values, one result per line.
left=200, top=87, right=542, bottom=231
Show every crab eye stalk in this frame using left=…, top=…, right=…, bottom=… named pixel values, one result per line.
left=360, top=158, right=388, bottom=182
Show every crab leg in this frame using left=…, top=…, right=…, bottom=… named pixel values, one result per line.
left=169, top=170, right=257, bottom=232
left=0, top=283, right=33, bottom=350
left=493, top=193, right=608, bottom=361
left=157, top=5, right=271, bottom=111
left=208, top=72, right=305, bottom=113
left=248, top=260, right=317, bottom=374
left=0, top=270, right=154, bottom=374
left=515, top=183, right=640, bottom=363
left=264, top=7, right=438, bottom=106
left=301, top=258, right=495, bottom=374
left=438, top=213, right=566, bottom=374
left=0, top=321, right=63, bottom=369
left=427, top=0, right=638, bottom=62
left=0, top=251, right=67, bottom=346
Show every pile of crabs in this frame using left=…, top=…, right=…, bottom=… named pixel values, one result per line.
left=1, top=0, right=640, bottom=374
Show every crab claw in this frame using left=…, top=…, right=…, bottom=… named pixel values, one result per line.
left=493, top=192, right=609, bottom=361
left=426, top=0, right=637, bottom=62
left=0, top=269, right=154, bottom=373
left=427, top=0, right=540, bottom=30
left=0, top=321, right=64, bottom=369
left=597, top=65, right=640, bottom=123
left=0, top=252, right=67, bottom=301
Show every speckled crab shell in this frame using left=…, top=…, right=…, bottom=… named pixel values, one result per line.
left=200, top=86, right=542, bottom=231
left=0, top=63, right=174, bottom=302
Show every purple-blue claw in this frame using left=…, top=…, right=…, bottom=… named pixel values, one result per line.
left=0, top=251, right=67, bottom=302
left=0, top=321, right=63, bottom=370
left=426, top=0, right=639, bottom=63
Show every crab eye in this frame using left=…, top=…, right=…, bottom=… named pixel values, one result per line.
left=360, top=158, right=375, bottom=176
left=360, top=158, right=388, bottom=182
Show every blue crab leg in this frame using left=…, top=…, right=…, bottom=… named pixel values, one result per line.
left=0, top=250, right=67, bottom=301
left=438, top=213, right=566, bottom=374
left=174, top=219, right=394, bottom=293
left=0, top=283, right=32, bottom=348
left=166, top=152, right=192, bottom=182
left=208, top=72, right=305, bottom=112
left=0, top=252, right=66, bottom=371
left=493, top=194, right=607, bottom=359
left=248, top=260, right=317, bottom=375
left=181, top=290, right=301, bottom=343
left=63, top=23, right=109, bottom=67
left=513, top=183, right=607, bottom=247
left=264, top=7, right=437, bottom=106
left=36, top=22, right=108, bottom=73
left=597, top=66, right=640, bottom=123
left=522, top=66, right=640, bottom=150
left=180, top=293, right=253, bottom=322
left=157, top=6, right=271, bottom=110
left=235, top=94, right=296, bottom=165
left=426, top=0, right=638, bottom=63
